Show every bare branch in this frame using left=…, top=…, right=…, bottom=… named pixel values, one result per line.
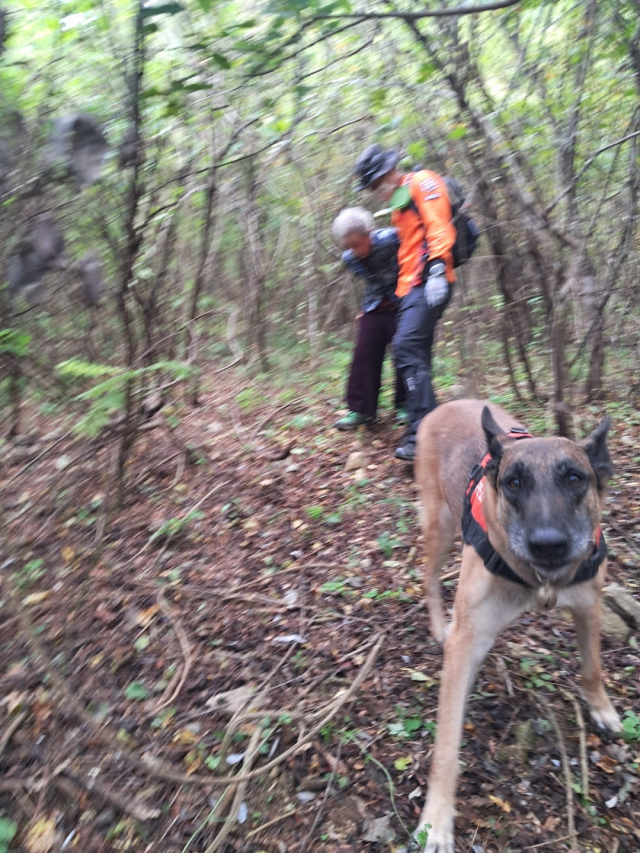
left=314, top=0, right=522, bottom=20
left=546, top=128, right=640, bottom=216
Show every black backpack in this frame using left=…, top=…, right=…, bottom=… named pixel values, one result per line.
left=443, top=176, right=480, bottom=268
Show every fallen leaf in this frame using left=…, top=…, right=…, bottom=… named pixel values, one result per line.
left=25, top=816, right=57, bottom=853
left=22, top=591, right=50, bottom=606
left=296, top=791, right=316, bottom=803
left=273, top=634, right=306, bottom=644
left=362, top=814, right=395, bottom=844
left=206, top=685, right=257, bottom=714
left=596, top=755, right=618, bottom=774
left=488, top=794, right=511, bottom=813
left=137, top=605, right=159, bottom=627
left=345, top=451, right=366, bottom=472
left=172, top=729, right=198, bottom=746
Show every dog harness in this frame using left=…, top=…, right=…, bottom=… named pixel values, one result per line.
left=461, top=428, right=607, bottom=588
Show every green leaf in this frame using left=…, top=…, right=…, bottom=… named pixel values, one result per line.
left=124, top=681, right=149, bottom=701
left=135, top=635, right=151, bottom=653
left=409, top=671, right=431, bottom=682
left=447, top=126, right=466, bottom=140
left=0, top=329, right=31, bottom=357
left=211, top=51, right=232, bottom=69
left=0, top=819, right=18, bottom=843
left=56, top=358, right=120, bottom=379
left=416, top=61, right=436, bottom=83
left=403, top=716, right=423, bottom=733
left=393, top=756, right=412, bottom=771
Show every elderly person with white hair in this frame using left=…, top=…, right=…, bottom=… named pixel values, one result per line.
left=331, top=206, right=406, bottom=430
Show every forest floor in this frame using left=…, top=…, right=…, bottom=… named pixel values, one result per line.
left=1, top=353, right=640, bottom=853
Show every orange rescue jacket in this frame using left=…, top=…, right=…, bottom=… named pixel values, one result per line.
left=391, top=170, right=456, bottom=298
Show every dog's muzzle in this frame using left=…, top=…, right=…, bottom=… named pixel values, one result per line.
left=526, top=526, right=570, bottom=571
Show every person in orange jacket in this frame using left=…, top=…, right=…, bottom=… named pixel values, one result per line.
left=354, top=144, right=456, bottom=462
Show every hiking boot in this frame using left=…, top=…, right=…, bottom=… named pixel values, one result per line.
left=394, top=407, right=409, bottom=425
left=334, top=411, right=370, bottom=431
left=394, top=444, right=415, bottom=462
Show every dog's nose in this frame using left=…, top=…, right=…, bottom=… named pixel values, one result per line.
left=527, top=527, right=569, bottom=564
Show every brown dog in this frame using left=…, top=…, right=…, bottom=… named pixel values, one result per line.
left=413, top=400, right=621, bottom=853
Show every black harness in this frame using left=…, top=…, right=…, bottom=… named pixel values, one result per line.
left=461, top=428, right=607, bottom=588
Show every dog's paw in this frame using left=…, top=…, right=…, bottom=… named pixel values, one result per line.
left=590, top=702, right=622, bottom=733
left=414, top=820, right=454, bottom=853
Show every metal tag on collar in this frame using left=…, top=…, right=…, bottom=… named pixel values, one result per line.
left=535, top=572, right=558, bottom=610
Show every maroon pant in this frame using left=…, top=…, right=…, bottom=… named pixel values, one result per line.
left=346, top=309, right=405, bottom=419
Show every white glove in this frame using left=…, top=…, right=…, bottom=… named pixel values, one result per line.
left=425, top=272, right=449, bottom=306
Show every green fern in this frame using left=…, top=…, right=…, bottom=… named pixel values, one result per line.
left=54, top=359, right=198, bottom=438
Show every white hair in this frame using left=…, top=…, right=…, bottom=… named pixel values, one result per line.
left=331, top=207, right=375, bottom=248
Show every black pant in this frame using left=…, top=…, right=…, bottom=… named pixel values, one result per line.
left=392, top=283, right=451, bottom=448
left=346, top=309, right=405, bottom=419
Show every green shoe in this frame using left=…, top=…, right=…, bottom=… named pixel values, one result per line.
left=394, top=407, right=409, bottom=425
left=334, top=411, right=369, bottom=431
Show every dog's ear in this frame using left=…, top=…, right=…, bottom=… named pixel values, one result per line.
left=581, top=417, right=613, bottom=493
left=481, top=406, right=506, bottom=485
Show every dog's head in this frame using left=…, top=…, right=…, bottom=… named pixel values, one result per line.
left=480, top=406, right=612, bottom=582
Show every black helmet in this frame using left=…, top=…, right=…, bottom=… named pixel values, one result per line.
left=354, top=144, right=399, bottom=190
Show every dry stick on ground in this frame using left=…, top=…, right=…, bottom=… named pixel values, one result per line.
left=605, top=517, right=640, bottom=556
left=217, top=643, right=296, bottom=763
left=563, top=690, right=589, bottom=801
left=203, top=726, right=262, bottom=853
left=298, top=740, right=343, bottom=853
left=54, top=768, right=161, bottom=821
left=0, top=710, right=28, bottom=759
left=494, top=655, right=515, bottom=697
left=151, top=590, right=194, bottom=713
left=523, top=836, right=574, bottom=851
left=249, top=399, right=303, bottom=442
left=538, top=695, right=579, bottom=853
left=245, top=810, right=298, bottom=840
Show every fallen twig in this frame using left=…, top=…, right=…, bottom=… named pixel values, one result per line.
left=605, top=517, right=640, bottom=556
left=250, top=399, right=302, bottom=441
left=245, top=809, right=298, bottom=839
left=298, top=740, right=343, bottom=853
left=55, top=769, right=161, bottom=821
left=151, top=591, right=194, bottom=713
left=538, top=695, right=579, bottom=852
left=0, top=710, right=28, bottom=759
left=217, top=643, right=296, bottom=762
left=203, top=726, right=262, bottom=853
left=564, top=690, right=589, bottom=800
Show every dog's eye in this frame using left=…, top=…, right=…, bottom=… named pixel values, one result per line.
left=507, top=477, right=522, bottom=490
left=567, top=472, right=583, bottom=485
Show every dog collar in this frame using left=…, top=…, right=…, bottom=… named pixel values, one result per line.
left=461, top=429, right=607, bottom=589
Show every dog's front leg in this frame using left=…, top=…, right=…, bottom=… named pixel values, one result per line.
left=564, top=577, right=621, bottom=733
left=416, top=559, right=526, bottom=853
